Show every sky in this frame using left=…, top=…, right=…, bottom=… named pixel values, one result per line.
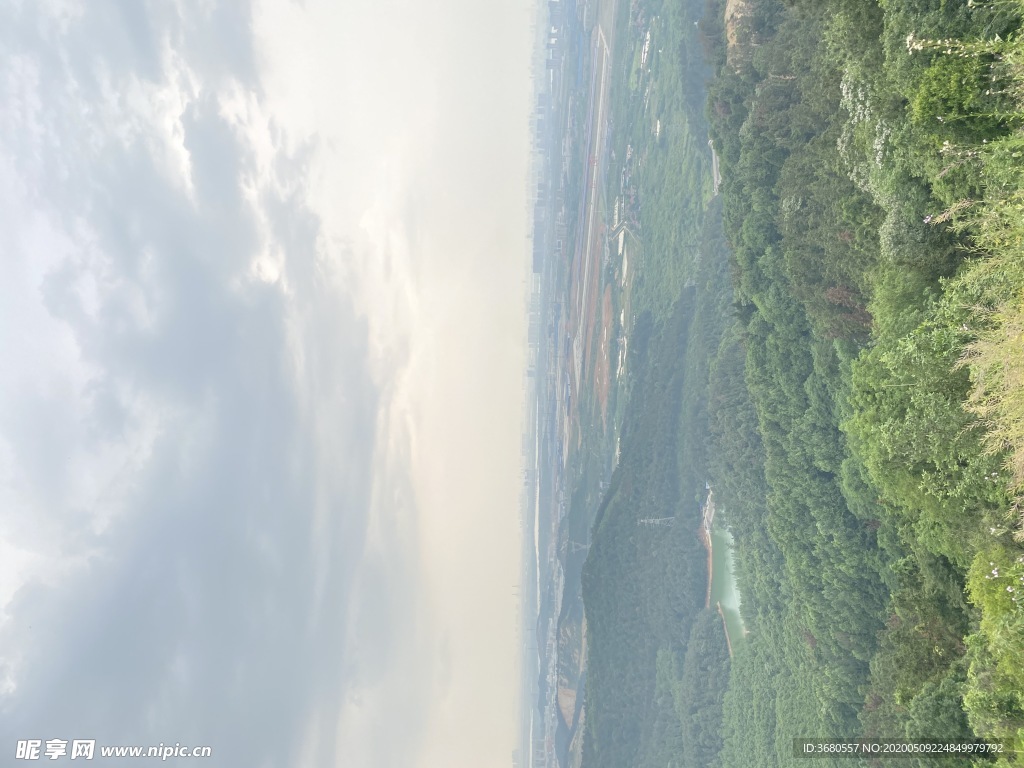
left=0, top=1, right=531, bottom=765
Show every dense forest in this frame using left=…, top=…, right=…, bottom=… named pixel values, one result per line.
left=581, top=0, right=1024, bottom=765
left=581, top=283, right=730, bottom=768
left=705, top=0, right=1024, bottom=763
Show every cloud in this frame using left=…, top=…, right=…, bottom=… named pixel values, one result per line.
left=0, top=0, right=531, bottom=765
left=0, top=2, right=407, bottom=764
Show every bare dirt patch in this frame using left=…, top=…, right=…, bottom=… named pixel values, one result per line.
left=558, top=686, right=578, bottom=730
left=725, top=0, right=751, bottom=69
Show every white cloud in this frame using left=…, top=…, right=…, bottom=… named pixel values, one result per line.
left=0, top=0, right=531, bottom=765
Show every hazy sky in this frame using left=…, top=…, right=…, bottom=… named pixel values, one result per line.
left=0, top=1, right=531, bottom=765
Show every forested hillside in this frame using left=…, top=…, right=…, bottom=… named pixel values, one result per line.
left=581, top=284, right=729, bottom=768
left=704, top=0, right=1024, bottom=763
left=582, top=0, right=1024, bottom=765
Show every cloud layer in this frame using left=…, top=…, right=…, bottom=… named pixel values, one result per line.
left=0, top=1, right=530, bottom=765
